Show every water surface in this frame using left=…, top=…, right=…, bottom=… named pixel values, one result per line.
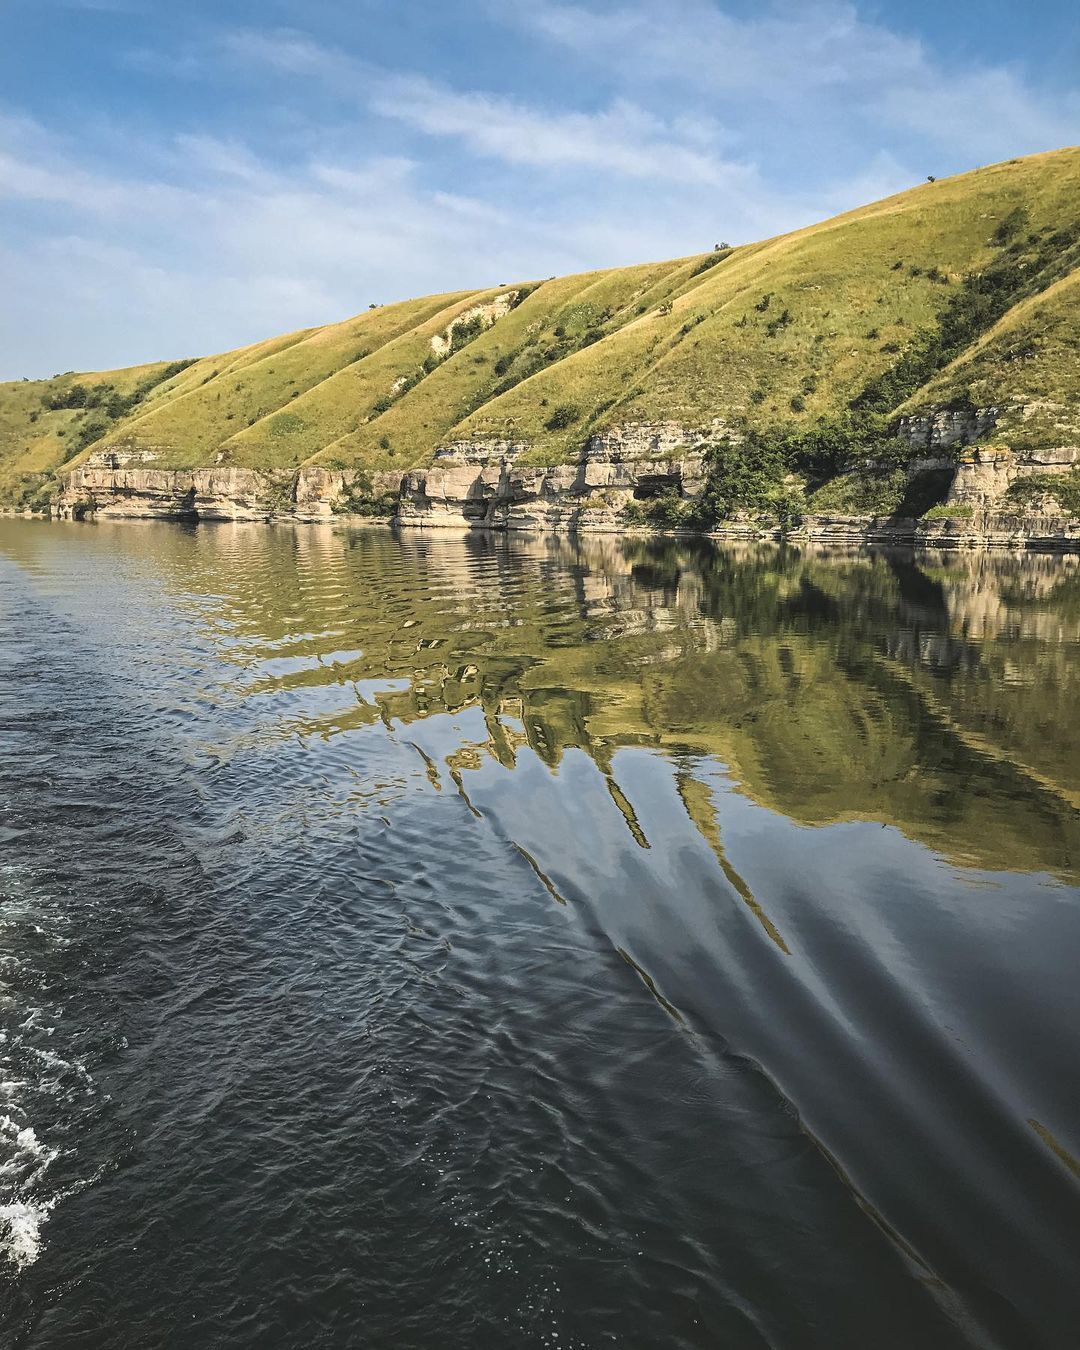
left=1, top=519, right=1078, bottom=1349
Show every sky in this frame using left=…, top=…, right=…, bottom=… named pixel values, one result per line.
left=1, top=0, right=1077, bottom=380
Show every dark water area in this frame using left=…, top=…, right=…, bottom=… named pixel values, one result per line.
left=0, top=518, right=1078, bottom=1350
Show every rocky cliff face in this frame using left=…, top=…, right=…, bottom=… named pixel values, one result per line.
left=51, top=412, right=1080, bottom=550
left=398, top=423, right=710, bottom=532
left=945, top=445, right=1080, bottom=508
left=896, top=407, right=1005, bottom=451
left=54, top=464, right=267, bottom=521
left=55, top=423, right=710, bottom=532
left=53, top=459, right=402, bottom=523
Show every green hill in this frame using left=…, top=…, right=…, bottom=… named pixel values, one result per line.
left=2, top=147, right=1078, bottom=519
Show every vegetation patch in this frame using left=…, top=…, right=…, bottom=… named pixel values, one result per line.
left=689, top=248, right=734, bottom=278
left=545, top=404, right=582, bottom=431
left=268, top=412, right=305, bottom=438
left=333, top=471, right=399, bottom=517
left=857, top=218, right=1080, bottom=416
left=1006, top=470, right=1080, bottom=516
left=809, top=466, right=910, bottom=516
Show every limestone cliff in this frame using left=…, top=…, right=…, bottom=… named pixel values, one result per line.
left=49, top=409, right=1080, bottom=551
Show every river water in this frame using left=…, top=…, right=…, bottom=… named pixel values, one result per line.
left=0, top=518, right=1078, bottom=1349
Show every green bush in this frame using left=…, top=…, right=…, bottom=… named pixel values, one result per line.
left=546, top=404, right=582, bottom=431
left=448, top=315, right=485, bottom=354
left=645, top=492, right=690, bottom=530
left=1006, top=471, right=1080, bottom=516
left=689, top=248, right=732, bottom=277
left=991, top=206, right=1030, bottom=246
left=620, top=490, right=691, bottom=531
left=72, top=416, right=110, bottom=451
left=16, top=478, right=56, bottom=513
left=333, top=470, right=399, bottom=517
left=693, top=433, right=790, bottom=524
left=44, top=382, right=88, bottom=410
left=765, top=309, right=793, bottom=337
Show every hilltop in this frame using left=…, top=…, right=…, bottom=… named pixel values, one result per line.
left=2, top=148, right=1078, bottom=537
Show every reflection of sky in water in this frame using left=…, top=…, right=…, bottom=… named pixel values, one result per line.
left=1, top=519, right=1079, bottom=1349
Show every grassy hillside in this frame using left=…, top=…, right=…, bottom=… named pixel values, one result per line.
left=901, top=268, right=1080, bottom=450
left=1, top=147, right=1077, bottom=510
left=0, top=359, right=181, bottom=509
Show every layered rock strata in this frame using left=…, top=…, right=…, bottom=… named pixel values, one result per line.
left=51, top=415, right=1080, bottom=550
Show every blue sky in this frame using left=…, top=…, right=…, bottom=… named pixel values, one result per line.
left=2, top=0, right=1077, bottom=379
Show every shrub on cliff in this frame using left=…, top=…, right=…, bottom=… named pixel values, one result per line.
left=621, top=490, right=692, bottom=531
left=546, top=404, right=582, bottom=431
left=1006, top=471, right=1080, bottom=516
left=448, top=315, right=486, bottom=355
left=70, top=416, right=111, bottom=453
left=693, top=433, right=790, bottom=524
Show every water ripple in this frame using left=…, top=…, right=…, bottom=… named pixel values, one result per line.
left=0, top=520, right=1077, bottom=1349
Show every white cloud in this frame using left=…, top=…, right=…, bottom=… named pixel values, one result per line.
left=368, top=76, right=739, bottom=185
left=215, top=29, right=744, bottom=188
left=495, top=0, right=1079, bottom=161
left=1, top=117, right=700, bottom=377
left=6, top=3, right=1074, bottom=379
left=218, top=27, right=358, bottom=83
left=494, top=0, right=923, bottom=92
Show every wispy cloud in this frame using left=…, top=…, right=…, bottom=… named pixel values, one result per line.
left=4, top=1, right=1073, bottom=378
left=493, top=0, right=1079, bottom=161
left=0, top=115, right=695, bottom=377
left=217, top=28, right=744, bottom=188
left=218, top=27, right=358, bottom=82
left=369, top=77, right=739, bottom=185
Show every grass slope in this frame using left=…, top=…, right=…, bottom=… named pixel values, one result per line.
left=901, top=268, right=1080, bottom=450
left=1, top=147, right=1077, bottom=507
left=0, top=360, right=176, bottom=507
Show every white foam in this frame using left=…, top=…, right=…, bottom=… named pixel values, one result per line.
left=0, top=867, right=96, bottom=1276
left=1, top=1115, right=55, bottom=1159
left=27, top=1046, right=94, bottom=1085
left=0, top=1199, right=50, bottom=1269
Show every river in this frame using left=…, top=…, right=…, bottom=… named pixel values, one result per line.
left=1, top=518, right=1078, bottom=1349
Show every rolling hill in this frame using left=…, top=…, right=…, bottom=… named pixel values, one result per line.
left=1, top=147, right=1078, bottom=530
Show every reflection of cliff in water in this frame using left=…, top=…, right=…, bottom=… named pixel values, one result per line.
left=10, top=521, right=1078, bottom=882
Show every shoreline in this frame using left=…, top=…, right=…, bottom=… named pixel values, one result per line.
left=30, top=430, right=1080, bottom=555
left=6, top=506, right=1080, bottom=554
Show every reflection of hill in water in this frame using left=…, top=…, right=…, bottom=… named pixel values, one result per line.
left=25, top=522, right=1080, bottom=883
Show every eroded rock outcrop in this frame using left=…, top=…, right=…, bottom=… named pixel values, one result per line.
left=398, top=424, right=711, bottom=532
left=429, top=292, right=520, bottom=357
left=897, top=407, right=1006, bottom=451
left=946, top=445, right=1080, bottom=508
left=54, top=465, right=271, bottom=520
left=54, top=463, right=404, bottom=523
left=50, top=409, right=1080, bottom=550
